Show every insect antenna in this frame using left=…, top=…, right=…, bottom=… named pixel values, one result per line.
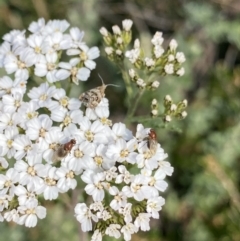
left=98, top=74, right=119, bottom=88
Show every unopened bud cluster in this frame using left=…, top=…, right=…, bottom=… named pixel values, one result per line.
left=151, top=99, right=159, bottom=117
left=163, top=95, right=187, bottom=122
left=100, top=21, right=185, bottom=92
left=100, top=19, right=133, bottom=62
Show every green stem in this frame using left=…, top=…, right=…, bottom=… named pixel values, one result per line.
left=126, top=89, right=145, bottom=120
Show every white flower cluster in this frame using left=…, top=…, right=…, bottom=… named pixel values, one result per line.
left=126, top=31, right=185, bottom=77
left=0, top=18, right=99, bottom=85
left=0, top=18, right=174, bottom=240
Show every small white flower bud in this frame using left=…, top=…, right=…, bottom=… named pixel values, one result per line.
left=181, top=111, right=187, bottom=118
left=176, top=67, right=185, bottom=76
left=151, top=109, right=158, bottom=116
left=151, top=31, right=164, bottom=46
left=115, top=49, right=122, bottom=56
left=154, top=45, right=164, bottom=59
left=145, top=57, right=155, bottom=67
left=112, top=25, right=121, bottom=35
left=152, top=81, right=160, bottom=89
left=168, top=54, right=175, bottom=62
left=129, top=69, right=136, bottom=78
left=176, top=52, right=186, bottom=63
left=136, top=78, right=146, bottom=87
left=165, top=95, right=172, bottom=102
left=116, top=37, right=123, bottom=44
left=164, top=64, right=174, bottom=74
left=165, top=115, right=172, bottom=122
left=170, top=104, right=177, bottom=111
left=122, top=19, right=133, bottom=31
left=105, top=47, right=113, bottom=55
left=169, top=39, right=178, bottom=51
left=152, top=99, right=158, bottom=105
left=134, top=39, right=140, bottom=49
left=182, top=99, right=188, bottom=107
left=99, top=27, right=108, bottom=37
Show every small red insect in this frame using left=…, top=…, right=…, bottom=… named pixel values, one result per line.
left=53, top=139, right=76, bottom=161
left=147, top=129, right=158, bottom=155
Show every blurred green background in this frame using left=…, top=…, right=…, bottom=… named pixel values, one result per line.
left=0, top=0, right=240, bottom=240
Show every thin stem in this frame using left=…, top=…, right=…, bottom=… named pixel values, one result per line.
left=126, top=89, right=145, bottom=120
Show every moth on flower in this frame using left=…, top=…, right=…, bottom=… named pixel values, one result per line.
left=52, top=139, right=76, bottom=161
left=79, top=75, right=118, bottom=109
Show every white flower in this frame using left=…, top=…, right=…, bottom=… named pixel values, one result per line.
left=44, top=32, right=72, bottom=52
left=2, top=91, right=23, bottom=113
left=134, top=213, right=151, bottom=231
left=14, top=155, right=44, bottom=191
left=28, top=82, right=57, bottom=108
left=67, top=45, right=99, bottom=70
left=67, top=141, right=95, bottom=172
left=0, top=168, right=19, bottom=197
left=4, top=209, right=19, bottom=223
left=56, top=165, right=77, bottom=192
left=119, top=203, right=132, bottom=223
left=158, top=160, right=173, bottom=176
left=38, top=128, right=65, bottom=163
left=18, top=199, right=46, bottom=227
left=34, top=53, right=59, bottom=83
left=27, top=34, right=47, bottom=59
left=26, top=115, right=53, bottom=140
left=121, top=222, right=138, bottom=241
left=79, top=117, right=109, bottom=144
left=82, top=170, right=106, bottom=201
left=111, top=122, right=133, bottom=141
left=55, top=58, right=90, bottom=84
left=4, top=48, right=35, bottom=78
left=36, top=164, right=59, bottom=200
left=105, top=224, right=121, bottom=239
left=147, top=196, right=165, bottom=218
left=15, top=185, right=37, bottom=206
left=51, top=109, right=83, bottom=127
left=69, top=27, right=85, bottom=48
left=106, top=138, right=137, bottom=164
left=75, top=203, right=98, bottom=232
left=115, top=165, right=133, bottom=184
left=50, top=88, right=81, bottom=111
left=96, top=208, right=111, bottom=221
left=122, top=174, right=149, bottom=201
left=12, top=135, right=36, bottom=160
left=0, top=126, right=18, bottom=158
left=0, top=112, right=20, bottom=132
left=109, top=186, right=127, bottom=210
left=28, top=18, right=46, bottom=34
left=17, top=101, right=39, bottom=129
left=45, top=19, right=70, bottom=34
left=91, top=229, right=102, bottom=241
